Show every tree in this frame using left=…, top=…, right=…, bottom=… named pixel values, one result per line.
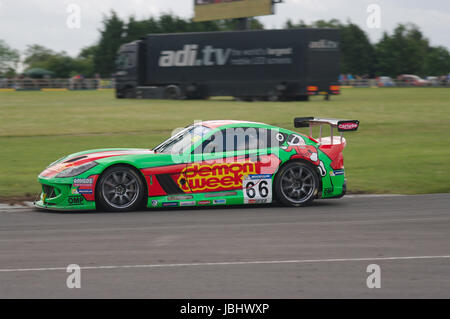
left=93, top=11, right=126, bottom=77
left=24, top=44, right=97, bottom=78
left=375, top=23, right=429, bottom=77
left=284, top=19, right=307, bottom=29
left=0, top=40, right=20, bottom=74
left=340, top=23, right=375, bottom=76
left=24, top=44, right=55, bottom=67
left=424, top=46, right=450, bottom=76
left=74, top=45, right=98, bottom=77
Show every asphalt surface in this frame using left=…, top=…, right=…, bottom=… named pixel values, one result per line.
left=0, top=194, right=449, bottom=299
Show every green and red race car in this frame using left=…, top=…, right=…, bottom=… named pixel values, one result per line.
left=35, top=117, right=359, bottom=211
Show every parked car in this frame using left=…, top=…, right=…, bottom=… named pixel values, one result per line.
left=376, top=76, right=396, bottom=87
left=426, top=76, right=440, bottom=86
left=398, top=74, right=428, bottom=86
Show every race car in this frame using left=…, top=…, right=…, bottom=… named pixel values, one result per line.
left=35, top=118, right=359, bottom=211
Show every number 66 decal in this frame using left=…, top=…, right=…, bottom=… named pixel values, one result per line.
left=243, top=175, right=273, bottom=204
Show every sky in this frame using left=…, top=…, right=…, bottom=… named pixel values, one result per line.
left=0, top=0, right=449, bottom=57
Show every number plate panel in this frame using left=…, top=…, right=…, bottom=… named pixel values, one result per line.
left=243, top=174, right=273, bottom=204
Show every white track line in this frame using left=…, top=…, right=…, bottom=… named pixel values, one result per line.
left=1, top=255, right=449, bottom=273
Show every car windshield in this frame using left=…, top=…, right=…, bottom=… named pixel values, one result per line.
left=153, top=125, right=212, bottom=155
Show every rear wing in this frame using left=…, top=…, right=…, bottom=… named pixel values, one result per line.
left=294, top=117, right=360, bottom=144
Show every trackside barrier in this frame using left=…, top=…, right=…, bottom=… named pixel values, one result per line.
left=0, top=78, right=115, bottom=90
left=339, top=78, right=450, bottom=88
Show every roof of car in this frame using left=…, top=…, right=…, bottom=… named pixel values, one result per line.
left=200, top=120, right=267, bottom=129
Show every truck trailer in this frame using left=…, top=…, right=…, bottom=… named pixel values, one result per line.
left=115, top=28, right=340, bottom=101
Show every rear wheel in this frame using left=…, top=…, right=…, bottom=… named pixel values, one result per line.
left=275, top=162, right=319, bottom=207
left=97, top=166, right=144, bottom=212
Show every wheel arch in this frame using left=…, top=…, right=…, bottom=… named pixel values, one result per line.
left=274, top=158, right=323, bottom=199
left=95, top=162, right=148, bottom=208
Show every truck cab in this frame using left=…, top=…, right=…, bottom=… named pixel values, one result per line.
left=115, top=41, right=141, bottom=98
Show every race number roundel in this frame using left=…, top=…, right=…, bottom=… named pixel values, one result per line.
left=243, top=174, right=273, bottom=204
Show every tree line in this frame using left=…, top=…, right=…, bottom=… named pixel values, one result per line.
left=0, top=12, right=449, bottom=78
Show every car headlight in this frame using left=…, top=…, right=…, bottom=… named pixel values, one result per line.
left=55, top=162, right=98, bottom=178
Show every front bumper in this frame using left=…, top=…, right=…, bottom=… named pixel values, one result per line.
left=35, top=175, right=97, bottom=211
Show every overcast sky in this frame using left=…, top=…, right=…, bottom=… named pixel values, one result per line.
left=0, top=0, right=449, bottom=56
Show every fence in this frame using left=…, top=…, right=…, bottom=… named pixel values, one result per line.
left=0, top=78, right=115, bottom=90
left=1, top=78, right=449, bottom=90
left=339, top=78, right=450, bottom=88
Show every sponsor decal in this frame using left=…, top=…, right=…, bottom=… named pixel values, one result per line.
left=72, top=187, right=93, bottom=195
left=159, top=44, right=231, bottom=67
left=246, top=174, right=272, bottom=180
left=205, top=191, right=238, bottom=198
left=68, top=196, right=84, bottom=206
left=309, top=39, right=338, bottom=50
left=213, top=199, right=226, bottom=205
left=77, top=188, right=93, bottom=195
left=151, top=200, right=158, bottom=207
left=162, top=202, right=178, bottom=207
left=158, top=45, right=294, bottom=68
left=180, top=201, right=196, bottom=207
left=333, top=170, right=345, bottom=176
left=329, top=171, right=335, bottom=177
left=180, top=162, right=256, bottom=192
left=73, top=178, right=93, bottom=187
left=198, top=200, right=211, bottom=205
left=167, top=195, right=193, bottom=201
left=338, top=122, right=359, bottom=131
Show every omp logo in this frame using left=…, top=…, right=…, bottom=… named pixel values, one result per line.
left=308, top=39, right=338, bottom=49
left=68, top=196, right=84, bottom=206
left=159, top=44, right=231, bottom=67
left=179, top=162, right=256, bottom=192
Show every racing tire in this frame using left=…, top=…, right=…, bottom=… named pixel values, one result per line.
left=274, top=161, right=319, bottom=207
left=96, top=166, right=145, bottom=212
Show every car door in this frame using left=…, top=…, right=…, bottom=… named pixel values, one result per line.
left=184, top=127, right=282, bottom=203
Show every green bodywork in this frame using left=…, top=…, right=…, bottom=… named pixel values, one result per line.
left=35, top=122, right=347, bottom=211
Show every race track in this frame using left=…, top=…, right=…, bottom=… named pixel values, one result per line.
left=0, top=194, right=449, bottom=298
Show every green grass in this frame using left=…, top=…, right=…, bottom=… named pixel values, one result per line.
left=0, top=88, right=449, bottom=198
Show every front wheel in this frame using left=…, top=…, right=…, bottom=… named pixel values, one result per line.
left=274, top=162, right=319, bottom=207
left=96, top=166, right=145, bottom=212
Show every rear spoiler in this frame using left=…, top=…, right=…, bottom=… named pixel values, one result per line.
left=294, top=117, right=360, bottom=144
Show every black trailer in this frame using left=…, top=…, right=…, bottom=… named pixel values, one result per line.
left=115, top=29, right=340, bottom=101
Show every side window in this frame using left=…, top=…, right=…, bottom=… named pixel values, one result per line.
left=199, top=131, right=225, bottom=154
left=229, top=127, right=258, bottom=151
left=116, top=53, right=135, bottom=69
left=195, top=127, right=259, bottom=154
left=127, top=53, right=135, bottom=68
left=194, top=127, right=288, bottom=154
